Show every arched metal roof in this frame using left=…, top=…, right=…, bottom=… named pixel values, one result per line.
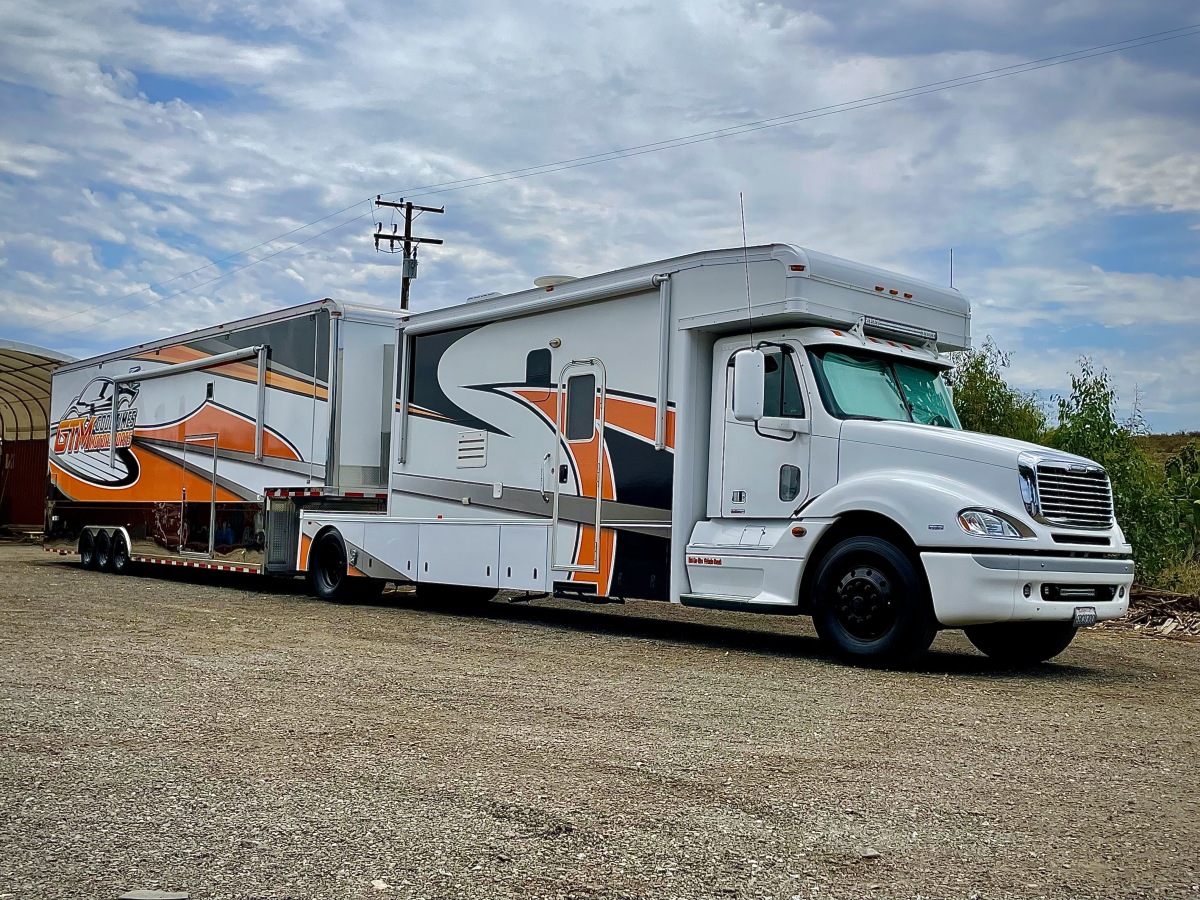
left=0, top=341, right=74, bottom=441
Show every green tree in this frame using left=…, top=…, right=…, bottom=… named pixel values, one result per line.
left=1165, top=441, right=1200, bottom=559
left=1048, top=359, right=1176, bottom=585
left=947, top=337, right=1047, bottom=443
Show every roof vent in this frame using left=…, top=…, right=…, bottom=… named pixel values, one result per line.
left=534, top=275, right=578, bottom=289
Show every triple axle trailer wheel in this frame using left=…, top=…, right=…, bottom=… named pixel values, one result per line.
left=77, top=529, right=133, bottom=575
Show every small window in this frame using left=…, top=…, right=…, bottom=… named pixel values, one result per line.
left=763, top=349, right=805, bottom=418
left=206, top=382, right=214, bottom=400
left=779, top=465, right=801, bottom=502
left=526, top=349, right=552, bottom=387
left=565, top=374, right=596, bottom=441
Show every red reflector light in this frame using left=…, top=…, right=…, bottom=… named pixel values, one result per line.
left=903, top=292, right=913, bottom=299
left=889, top=289, right=899, bottom=295
left=789, top=264, right=806, bottom=271
left=874, top=285, right=885, bottom=292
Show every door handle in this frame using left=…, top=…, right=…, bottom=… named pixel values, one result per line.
left=559, top=464, right=569, bottom=484
left=540, top=453, right=552, bottom=501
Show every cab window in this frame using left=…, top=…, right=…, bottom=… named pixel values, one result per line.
left=763, top=349, right=805, bottom=418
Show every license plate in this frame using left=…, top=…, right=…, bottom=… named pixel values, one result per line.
left=1072, top=606, right=1098, bottom=627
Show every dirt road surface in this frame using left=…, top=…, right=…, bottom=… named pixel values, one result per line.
left=1, top=544, right=1198, bottom=900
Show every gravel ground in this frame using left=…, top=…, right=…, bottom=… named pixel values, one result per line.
left=1, top=543, right=1198, bottom=900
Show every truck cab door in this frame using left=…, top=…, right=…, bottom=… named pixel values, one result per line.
left=717, top=342, right=812, bottom=518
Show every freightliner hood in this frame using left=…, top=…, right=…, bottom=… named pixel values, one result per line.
left=838, top=420, right=1101, bottom=472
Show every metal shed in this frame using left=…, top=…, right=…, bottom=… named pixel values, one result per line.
left=1, top=341, right=74, bottom=529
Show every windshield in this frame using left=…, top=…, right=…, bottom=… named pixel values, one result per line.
left=808, top=347, right=961, bottom=428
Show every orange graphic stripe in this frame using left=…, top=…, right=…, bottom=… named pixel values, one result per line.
left=49, top=447, right=243, bottom=504
left=298, top=533, right=312, bottom=571
left=134, top=347, right=329, bottom=400
left=603, top=396, right=676, bottom=450
left=568, top=526, right=617, bottom=596
left=137, top=403, right=301, bottom=461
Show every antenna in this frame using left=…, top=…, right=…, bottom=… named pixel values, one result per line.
left=740, top=192, right=754, bottom=345
left=950, top=248, right=954, bottom=288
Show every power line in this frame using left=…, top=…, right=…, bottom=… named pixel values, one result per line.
left=38, top=22, right=1200, bottom=334
left=375, top=24, right=1200, bottom=205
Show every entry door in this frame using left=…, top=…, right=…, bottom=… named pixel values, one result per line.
left=181, top=433, right=218, bottom=557
left=551, top=359, right=606, bottom=571
left=719, top=345, right=812, bottom=518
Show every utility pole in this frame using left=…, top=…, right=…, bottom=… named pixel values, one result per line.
left=374, top=196, right=444, bottom=310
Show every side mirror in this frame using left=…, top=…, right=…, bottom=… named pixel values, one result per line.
left=731, top=349, right=765, bottom=422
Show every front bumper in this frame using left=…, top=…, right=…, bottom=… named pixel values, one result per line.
left=922, top=552, right=1133, bottom=627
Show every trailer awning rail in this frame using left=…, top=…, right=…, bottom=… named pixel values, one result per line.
left=108, top=345, right=269, bottom=466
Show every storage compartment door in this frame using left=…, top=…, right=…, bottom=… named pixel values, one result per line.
left=417, top=523, right=500, bottom=588
left=499, top=524, right=550, bottom=591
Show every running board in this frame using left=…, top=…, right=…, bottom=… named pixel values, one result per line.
left=679, top=594, right=798, bottom=615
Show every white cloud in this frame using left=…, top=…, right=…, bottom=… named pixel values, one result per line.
left=0, top=0, right=1197, bottom=430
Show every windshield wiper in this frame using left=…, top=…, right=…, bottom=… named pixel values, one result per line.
left=842, top=414, right=887, bottom=421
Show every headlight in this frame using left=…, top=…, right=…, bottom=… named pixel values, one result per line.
left=957, top=508, right=1031, bottom=539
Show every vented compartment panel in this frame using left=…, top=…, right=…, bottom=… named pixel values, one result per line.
left=1035, top=464, right=1114, bottom=529
left=265, top=498, right=299, bottom=572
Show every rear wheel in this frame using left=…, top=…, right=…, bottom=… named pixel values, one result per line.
left=110, top=532, right=132, bottom=575
left=309, top=530, right=382, bottom=603
left=811, top=536, right=936, bottom=667
left=79, top=531, right=97, bottom=570
left=94, top=531, right=113, bottom=572
left=964, top=622, right=1078, bottom=666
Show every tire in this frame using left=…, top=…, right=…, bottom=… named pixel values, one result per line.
left=110, top=532, right=132, bottom=575
left=94, top=530, right=113, bottom=572
left=964, top=622, right=1078, bottom=667
left=308, top=530, right=381, bottom=604
left=811, top=536, right=936, bottom=667
left=79, top=531, right=98, bottom=570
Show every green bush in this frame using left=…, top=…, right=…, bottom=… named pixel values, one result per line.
left=1047, top=359, right=1177, bottom=585
left=947, top=337, right=1047, bottom=443
left=1165, top=441, right=1200, bottom=559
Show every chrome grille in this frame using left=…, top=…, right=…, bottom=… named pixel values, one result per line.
left=1035, top=463, right=1114, bottom=528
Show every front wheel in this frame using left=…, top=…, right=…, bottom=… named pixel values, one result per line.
left=964, top=622, right=1077, bottom=666
left=811, top=536, right=936, bottom=667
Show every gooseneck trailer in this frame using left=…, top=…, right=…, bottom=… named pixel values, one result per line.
left=47, top=245, right=1133, bottom=665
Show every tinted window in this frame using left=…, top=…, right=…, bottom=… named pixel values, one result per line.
left=565, top=374, right=595, bottom=441
left=526, top=349, right=552, bottom=386
left=779, top=464, right=801, bottom=502
left=763, top=349, right=805, bottom=418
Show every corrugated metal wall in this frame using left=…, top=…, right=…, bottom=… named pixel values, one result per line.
left=0, top=439, right=48, bottom=527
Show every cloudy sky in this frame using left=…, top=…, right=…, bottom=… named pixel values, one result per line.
left=1, top=0, right=1197, bottom=431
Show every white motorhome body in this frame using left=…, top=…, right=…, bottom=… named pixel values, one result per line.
left=301, top=244, right=1133, bottom=665
left=45, top=299, right=400, bottom=574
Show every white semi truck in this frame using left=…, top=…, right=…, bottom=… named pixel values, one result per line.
left=49, top=244, right=1134, bottom=666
